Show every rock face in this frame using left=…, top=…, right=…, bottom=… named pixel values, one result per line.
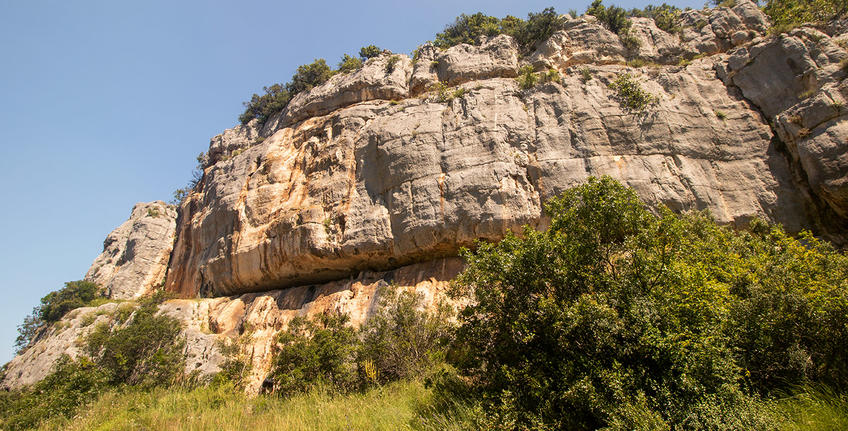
left=166, top=1, right=835, bottom=298
left=85, top=201, right=177, bottom=299
left=4, top=0, right=848, bottom=393
left=717, top=26, right=848, bottom=220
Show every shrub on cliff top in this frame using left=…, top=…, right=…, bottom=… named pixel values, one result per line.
left=239, top=59, right=333, bottom=126
left=442, top=176, right=848, bottom=429
left=358, top=45, right=383, bottom=60
left=337, top=54, right=363, bottom=74
left=433, top=8, right=564, bottom=53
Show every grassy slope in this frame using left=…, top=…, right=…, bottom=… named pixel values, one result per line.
left=37, top=381, right=438, bottom=431
left=33, top=380, right=848, bottom=431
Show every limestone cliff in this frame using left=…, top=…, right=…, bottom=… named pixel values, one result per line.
left=4, top=0, right=847, bottom=393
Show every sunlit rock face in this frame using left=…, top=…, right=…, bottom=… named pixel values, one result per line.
left=167, top=0, right=843, bottom=298
left=85, top=201, right=177, bottom=300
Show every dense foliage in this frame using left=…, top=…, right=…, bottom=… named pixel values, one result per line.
left=587, top=0, right=641, bottom=50
left=337, top=54, right=363, bottom=74
left=763, top=0, right=846, bottom=30
left=239, top=59, right=333, bottom=125
left=15, top=280, right=102, bottom=353
left=270, top=286, right=452, bottom=395
left=443, top=176, right=848, bottom=429
left=433, top=8, right=565, bottom=53
left=358, top=45, right=383, bottom=60
left=628, top=3, right=682, bottom=33
left=608, top=72, right=659, bottom=112
left=358, top=287, right=453, bottom=384
left=84, top=303, right=186, bottom=387
left=0, top=356, right=108, bottom=431
left=271, top=311, right=360, bottom=395
left=237, top=83, right=291, bottom=126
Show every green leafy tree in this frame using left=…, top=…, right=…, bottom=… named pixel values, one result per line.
left=238, top=83, right=291, bottom=125
left=445, top=176, right=848, bottom=429
left=629, top=3, right=681, bottom=33
left=512, top=7, right=564, bottom=53
left=337, top=54, right=363, bottom=74
left=587, top=0, right=630, bottom=34
left=434, top=12, right=504, bottom=48
left=85, top=303, right=185, bottom=387
left=358, top=45, right=383, bottom=60
left=286, top=59, right=333, bottom=95
left=15, top=280, right=102, bottom=353
left=358, top=286, right=453, bottom=384
left=270, top=312, right=359, bottom=395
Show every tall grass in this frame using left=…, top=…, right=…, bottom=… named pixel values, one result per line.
left=36, top=380, right=436, bottom=431
left=31, top=380, right=848, bottom=430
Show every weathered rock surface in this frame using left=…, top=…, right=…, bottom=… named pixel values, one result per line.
left=167, top=58, right=817, bottom=297
left=718, top=27, right=848, bottom=219
left=85, top=201, right=177, bottom=299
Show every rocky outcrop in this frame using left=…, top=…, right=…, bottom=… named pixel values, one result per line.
left=85, top=201, right=177, bottom=299
left=718, top=26, right=848, bottom=220
left=166, top=60, right=814, bottom=298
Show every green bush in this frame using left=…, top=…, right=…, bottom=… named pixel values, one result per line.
left=239, top=59, right=332, bottom=126
left=0, top=356, right=108, bottom=431
left=271, top=312, right=359, bottom=396
left=433, top=9, right=564, bottom=54
left=286, top=59, right=333, bottom=95
left=211, top=337, right=253, bottom=390
left=608, top=72, right=658, bottom=112
left=516, top=65, right=538, bottom=89
left=587, top=0, right=641, bottom=51
left=84, top=303, right=185, bottom=387
left=763, top=0, right=846, bottom=29
left=628, top=3, right=682, bottom=33
left=15, top=280, right=102, bottom=353
left=238, top=83, right=290, bottom=125
left=434, top=12, right=504, bottom=48
left=385, top=55, right=400, bottom=74
left=358, top=45, right=383, bottom=60
left=443, top=176, right=848, bottom=429
left=337, top=54, right=363, bottom=74
left=587, top=0, right=630, bottom=34
left=511, top=7, right=564, bottom=53
left=358, top=286, right=453, bottom=384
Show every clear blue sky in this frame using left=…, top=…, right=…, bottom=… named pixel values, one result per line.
left=0, top=0, right=703, bottom=363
